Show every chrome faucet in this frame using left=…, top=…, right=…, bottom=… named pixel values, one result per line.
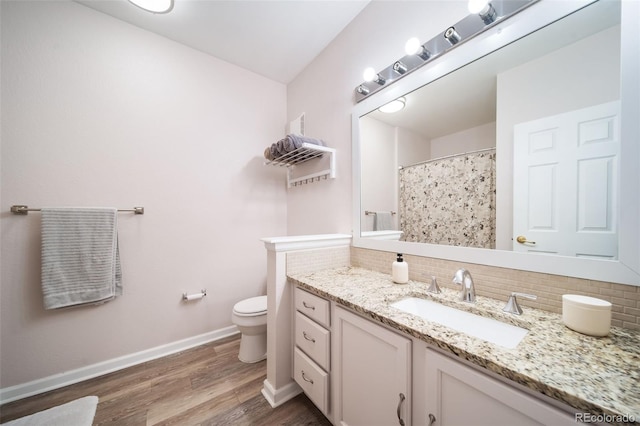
left=452, top=268, right=476, bottom=302
left=426, top=275, right=441, bottom=294
left=503, top=292, right=537, bottom=315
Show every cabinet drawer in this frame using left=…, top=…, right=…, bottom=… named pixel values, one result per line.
left=294, top=347, right=329, bottom=415
left=294, top=287, right=330, bottom=328
left=295, top=311, right=330, bottom=370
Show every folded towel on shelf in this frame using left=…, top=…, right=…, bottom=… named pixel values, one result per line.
left=276, top=138, right=288, bottom=156
left=374, top=211, right=393, bottom=231
left=283, top=134, right=325, bottom=151
left=41, top=208, right=122, bottom=309
left=269, top=143, right=279, bottom=159
left=264, top=146, right=275, bottom=161
left=264, top=134, right=327, bottom=161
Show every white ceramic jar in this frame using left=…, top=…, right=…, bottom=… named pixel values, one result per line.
left=562, top=294, right=612, bottom=337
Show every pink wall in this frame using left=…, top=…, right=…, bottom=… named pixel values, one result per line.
left=0, top=1, right=286, bottom=388
left=285, top=1, right=469, bottom=236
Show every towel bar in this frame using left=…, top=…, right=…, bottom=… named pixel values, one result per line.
left=365, top=210, right=396, bottom=215
left=10, top=205, right=144, bottom=215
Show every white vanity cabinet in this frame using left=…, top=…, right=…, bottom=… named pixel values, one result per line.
left=424, top=349, right=576, bottom=426
left=293, top=287, right=331, bottom=415
left=333, top=305, right=412, bottom=426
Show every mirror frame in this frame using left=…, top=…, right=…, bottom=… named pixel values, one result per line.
left=352, top=0, right=640, bottom=286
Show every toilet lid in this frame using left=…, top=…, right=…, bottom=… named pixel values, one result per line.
left=233, top=295, right=267, bottom=316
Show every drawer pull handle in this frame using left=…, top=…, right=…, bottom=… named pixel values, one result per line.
left=303, top=331, right=316, bottom=343
left=397, top=393, right=406, bottom=426
left=302, top=301, right=316, bottom=310
left=301, top=370, right=314, bottom=384
left=428, top=413, right=436, bottom=426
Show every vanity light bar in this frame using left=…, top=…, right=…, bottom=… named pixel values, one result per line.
left=354, top=0, right=538, bottom=103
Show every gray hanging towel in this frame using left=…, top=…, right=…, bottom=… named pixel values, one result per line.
left=374, top=211, right=393, bottom=231
left=41, top=207, right=122, bottom=309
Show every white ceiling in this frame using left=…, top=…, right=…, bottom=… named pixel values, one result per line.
left=76, top=0, right=370, bottom=84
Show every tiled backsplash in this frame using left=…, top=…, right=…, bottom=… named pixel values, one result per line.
left=284, top=245, right=640, bottom=330
left=351, top=247, right=640, bottom=331
left=286, top=246, right=351, bottom=276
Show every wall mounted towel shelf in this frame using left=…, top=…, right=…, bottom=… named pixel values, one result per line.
left=265, top=143, right=336, bottom=188
left=10, top=205, right=145, bottom=215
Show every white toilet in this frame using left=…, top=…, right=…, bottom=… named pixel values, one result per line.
left=231, top=295, right=267, bottom=363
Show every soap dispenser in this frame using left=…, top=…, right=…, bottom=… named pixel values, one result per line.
left=392, top=253, right=409, bottom=284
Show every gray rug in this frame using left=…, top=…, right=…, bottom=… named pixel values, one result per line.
left=1, top=396, right=98, bottom=426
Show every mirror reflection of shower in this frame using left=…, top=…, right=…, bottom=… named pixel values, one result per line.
left=359, top=0, right=620, bottom=253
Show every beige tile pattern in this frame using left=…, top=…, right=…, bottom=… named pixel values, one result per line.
left=286, top=246, right=350, bottom=275
left=351, top=247, right=640, bottom=331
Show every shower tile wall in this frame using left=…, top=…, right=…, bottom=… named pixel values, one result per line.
left=399, top=150, right=496, bottom=249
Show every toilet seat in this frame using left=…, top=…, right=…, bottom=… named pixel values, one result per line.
left=231, top=295, right=268, bottom=363
left=233, top=295, right=267, bottom=316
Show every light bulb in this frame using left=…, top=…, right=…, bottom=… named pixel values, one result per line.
left=468, top=0, right=497, bottom=24
left=128, top=0, right=173, bottom=13
left=378, top=97, right=406, bottom=113
left=405, top=37, right=430, bottom=60
left=405, top=37, right=422, bottom=56
left=363, top=67, right=385, bottom=85
left=468, top=0, right=490, bottom=15
left=363, top=67, right=377, bottom=82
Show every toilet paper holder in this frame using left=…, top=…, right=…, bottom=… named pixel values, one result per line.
left=182, top=289, right=207, bottom=301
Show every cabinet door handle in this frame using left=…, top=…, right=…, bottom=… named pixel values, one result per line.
left=301, top=370, right=314, bottom=384
left=428, top=413, right=437, bottom=426
left=396, top=393, right=406, bottom=426
left=302, top=331, right=316, bottom=343
left=302, top=301, right=316, bottom=310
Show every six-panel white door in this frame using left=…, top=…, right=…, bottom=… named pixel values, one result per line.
left=513, top=101, right=619, bottom=259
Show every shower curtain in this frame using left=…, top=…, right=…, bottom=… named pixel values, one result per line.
left=399, top=149, right=496, bottom=248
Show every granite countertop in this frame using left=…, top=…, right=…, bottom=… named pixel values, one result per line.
left=288, top=266, right=640, bottom=425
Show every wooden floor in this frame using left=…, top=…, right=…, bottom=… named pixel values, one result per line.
left=0, top=335, right=332, bottom=425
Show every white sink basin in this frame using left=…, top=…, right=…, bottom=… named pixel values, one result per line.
left=390, top=297, right=528, bottom=349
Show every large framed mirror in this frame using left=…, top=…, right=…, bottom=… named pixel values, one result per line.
left=352, top=0, right=640, bottom=285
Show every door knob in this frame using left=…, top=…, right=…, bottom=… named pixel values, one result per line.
left=516, top=235, right=536, bottom=244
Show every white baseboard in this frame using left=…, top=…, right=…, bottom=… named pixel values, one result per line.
left=261, top=378, right=302, bottom=408
left=0, top=326, right=239, bottom=405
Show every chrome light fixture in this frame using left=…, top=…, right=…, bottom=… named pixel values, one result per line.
left=405, top=37, right=431, bottom=61
left=363, top=67, right=386, bottom=85
left=378, top=97, right=405, bottom=113
left=354, top=0, right=538, bottom=102
left=128, top=0, right=174, bottom=14
left=356, top=85, right=371, bottom=95
left=444, top=26, right=462, bottom=45
left=468, top=0, right=498, bottom=24
left=393, top=61, right=408, bottom=75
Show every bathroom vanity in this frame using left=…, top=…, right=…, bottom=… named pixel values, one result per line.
left=279, top=0, right=640, bottom=422
left=289, top=267, right=640, bottom=426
